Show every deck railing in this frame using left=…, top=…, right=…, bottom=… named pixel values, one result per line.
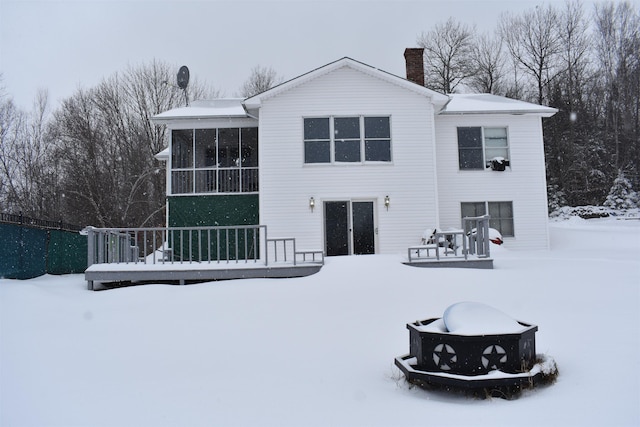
left=83, top=225, right=323, bottom=268
left=407, top=215, right=492, bottom=262
left=463, top=215, right=492, bottom=257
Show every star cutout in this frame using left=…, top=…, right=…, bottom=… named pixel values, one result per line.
left=482, top=345, right=507, bottom=370
left=433, top=343, right=457, bottom=371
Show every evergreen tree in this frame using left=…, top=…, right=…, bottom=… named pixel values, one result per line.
left=604, top=170, right=639, bottom=209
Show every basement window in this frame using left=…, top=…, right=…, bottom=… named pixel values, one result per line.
left=461, top=201, right=514, bottom=237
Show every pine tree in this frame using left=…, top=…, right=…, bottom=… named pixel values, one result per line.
left=603, top=170, right=639, bottom=210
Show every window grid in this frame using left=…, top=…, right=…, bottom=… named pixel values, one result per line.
left=457, top=127, right=509, bottom=170
left=170, top=128, right=258, bottom=195
left=461, top=201, right=514, bottom=237
left=304, top=116, right=391, bottom=164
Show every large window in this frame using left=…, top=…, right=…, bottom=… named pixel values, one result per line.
left=461, top=201, right=514, bottom=237
left=457, top=127, right=509, bottom=170
left=304, top=116, right=391, bottom=164
left=171, top=127, right=258, bottom=194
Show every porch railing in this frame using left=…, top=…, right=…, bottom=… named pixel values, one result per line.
left=83, top=225, right=323, bottom=268
left=463, top=215, right=492, bottom=258
left=407, top=215, right=492, bottom=262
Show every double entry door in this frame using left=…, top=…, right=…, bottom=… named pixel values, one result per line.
left=324, top=200, right=376, bottom=256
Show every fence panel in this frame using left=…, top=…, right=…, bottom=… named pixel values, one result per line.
left=47, top=229, right=88, bottom=274
left=0, top=217, right=87, bottom=279
left=0, top=223, right=48, bottom=279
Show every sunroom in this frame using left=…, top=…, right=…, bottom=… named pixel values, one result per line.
left=153, top=98, right=260, bottom=228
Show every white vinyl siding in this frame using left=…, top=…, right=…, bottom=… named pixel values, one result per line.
left=435, top=114, right=549, bottom=250
left=258, top=65, right=439, bottom=254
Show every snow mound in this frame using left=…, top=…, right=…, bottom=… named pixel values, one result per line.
left=443, top=302, right=524, bottom=335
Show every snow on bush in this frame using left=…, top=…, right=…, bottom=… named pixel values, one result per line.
left=604, top=170, right=639, bottom=210
left=549, top=205, right=640, bottom=220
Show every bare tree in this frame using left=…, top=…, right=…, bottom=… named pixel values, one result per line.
left=49, top=60, right=216, bottom=227
left=417, top=18, right=476, bottom=94
left=559, top=0, right=592, bottom=110
left=0, top=92, right=24, bottom=212
left=239, top=65, right=282, bottom=98
left=594, top=1, right=640, bottom=171
left=543, top=1, right=594, bottom=201
left=499, top=5, right=562, bottom=105
left=468, top=31, right=507, bottom=94
left=0, top=86, right=58, bottom=218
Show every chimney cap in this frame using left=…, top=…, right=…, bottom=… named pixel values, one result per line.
left=404, top=47, right=424, bottom=57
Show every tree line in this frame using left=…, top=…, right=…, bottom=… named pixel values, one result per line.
left=0, top=61, right=278, bottom=227
left=0, top=0, right=637, bottom=228
left=418, top=0, right=639, bottom=209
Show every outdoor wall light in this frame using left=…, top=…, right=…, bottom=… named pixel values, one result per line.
left=384, top=195, right=390, bottom=210
left=309, top=197, right=315, bottom=212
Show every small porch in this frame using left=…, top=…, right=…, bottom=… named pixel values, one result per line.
left=404, top=215, right=495, bottom=269
left=83, top=225, right=324, bottom=290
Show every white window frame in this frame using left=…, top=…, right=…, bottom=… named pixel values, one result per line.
left=457, top=126, right=510, bottom=170
left=303, top=116, right=392, bottom=165
left=461, top=201, right=515, bottom=237
left=170, top=127, right=258, bottom=195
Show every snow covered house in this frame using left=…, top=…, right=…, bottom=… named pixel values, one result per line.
left=152, top=50, right=557, bottom=257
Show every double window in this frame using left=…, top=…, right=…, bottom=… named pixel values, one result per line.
left=457, top=127, right=509, bottom=170
left=304, top=116, right=391, bottom=164
left=461, top=201, right=514, bottom=237
left=171, top=127, right=258, bottom=194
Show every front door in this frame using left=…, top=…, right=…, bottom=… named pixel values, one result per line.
left=324, top=200, right=376, bottom=256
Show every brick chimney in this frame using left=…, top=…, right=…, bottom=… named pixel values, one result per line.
left=404, top=48, right=425, bottom=86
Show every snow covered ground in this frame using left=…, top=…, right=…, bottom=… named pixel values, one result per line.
left=1, top=216, right=639, bottom=427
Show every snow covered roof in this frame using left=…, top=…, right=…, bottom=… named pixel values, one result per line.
left=151, top=98, right=250, bottom=124
left=243, top=57, right=450, bottom=110
left=441, top=94, right=557, bottom=117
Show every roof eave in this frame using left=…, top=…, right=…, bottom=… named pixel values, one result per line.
left=439, top=109, right=557, bottom=117
left=151, top=114, right=250, bottom=125
left=243, top=57, right=450, bottom=109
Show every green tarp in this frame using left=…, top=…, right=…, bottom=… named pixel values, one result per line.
left=0, top=223, right=87, bottom=279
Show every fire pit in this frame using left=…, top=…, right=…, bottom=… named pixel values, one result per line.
left=395, top=302, right=557, bottom=396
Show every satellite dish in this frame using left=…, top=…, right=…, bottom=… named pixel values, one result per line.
left=177, top=66, right=190, bottom=89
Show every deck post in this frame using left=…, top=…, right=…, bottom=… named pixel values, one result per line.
left=264, top=226, right=268, bottom=266
left=85, top=227, right=96, bottom=267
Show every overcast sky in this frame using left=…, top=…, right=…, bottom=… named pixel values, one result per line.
left=0, top=0, right=629, bottom=110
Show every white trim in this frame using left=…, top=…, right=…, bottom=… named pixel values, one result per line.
left=244, top=57, right=449, bottom=109
left=441, top=94, right=557, bottom=117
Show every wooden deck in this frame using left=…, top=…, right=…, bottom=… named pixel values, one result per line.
left=82, top=225, right=324, bottom=290
left=403, top=257, right=494, bottom=269
left=82, top=217, right=496, bottom=290
left=404, top=217, right=495, bottom=269
left=86, top=261, right=322, bottom=290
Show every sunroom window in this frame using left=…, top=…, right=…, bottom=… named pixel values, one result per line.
left=304, top=116, right=391, bottom=164
left=457, top=127, right=509, bottom=170
left=171, top=127, right=258, bottom=195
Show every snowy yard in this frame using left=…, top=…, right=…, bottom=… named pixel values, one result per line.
left=1, top=217, right=639, bottom=427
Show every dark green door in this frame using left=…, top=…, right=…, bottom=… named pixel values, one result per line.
left=324, top=200, right=375, bottom=256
